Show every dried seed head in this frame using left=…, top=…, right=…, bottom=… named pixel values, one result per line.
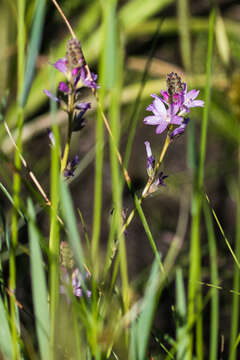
left=66, top=38, right=86, bottom=70
left=60, top=241, right=75, bottom=270
left=166, top=72, right=184, bottom=103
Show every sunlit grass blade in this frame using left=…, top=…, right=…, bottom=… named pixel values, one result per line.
left=215, top=10, right=230, bottom=67
left=59, top=179, right=86, bottom=278
left=119, top=0, right=173, bottom=29
left=229, top=172, right=240, bottom=360
left=0, top=294, right=13, bottom=359
left=187, top=8, right=215, bottom=359
left=28, top=198, right=50, bottom=360
left=102, top=0, right=130, bottom=313
left=133, top=259, right=160, bottom=360
left=9, top=0, right=26, bottom=357
left=20, top=0, right=46, bottom=107
left=175, top=267, right=188, bottom=360
left=177, top=0, right=191, bottom=72
left=203, top=200, right=219, bottom=360
left=90, top=3, right=106, bottom=273
left=48, top=125, right=60, bottom=358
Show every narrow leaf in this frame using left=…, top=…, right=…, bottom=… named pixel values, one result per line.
left=28, top=199, right=50, bottom=360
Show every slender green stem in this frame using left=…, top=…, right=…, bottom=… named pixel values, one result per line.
left=177, top=0, right=191, bottom=72
left=60, top=91, right=74, bottom=174
left=187, top=9, right=215, bottom=360
left=106, top=133, right=171, bottom=279
left=203, top=200, right=219, bottom=360
left=10, top=0, right=25, bottom=358
left=9, top=111, right=23, bottom=360
left=49, top=126, right=60, bottom=360
left=229, top=145, right=240, bottom=360
left=122, top=133, right=172, bottom=234
left=142, top=133, right=171, bottom=198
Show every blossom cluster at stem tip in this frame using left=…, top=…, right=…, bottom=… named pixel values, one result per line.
left=144, top=72, right=204, bottom=137
left=44, top=38, right=98, bottom=133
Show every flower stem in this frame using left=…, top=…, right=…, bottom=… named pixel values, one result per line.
left=122, top=133, right=172, bottom=233
left=60, top=91, right=74, bottom=174
left=142, top=133, right=172, bottom=198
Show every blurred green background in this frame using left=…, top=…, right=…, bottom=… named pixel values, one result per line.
left=0, top=0, right=240, bottom=357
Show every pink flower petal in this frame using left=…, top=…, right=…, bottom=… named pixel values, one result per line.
left=156, top=121, right=168, bottom=134
left=144, top=115, right=162, bottom=125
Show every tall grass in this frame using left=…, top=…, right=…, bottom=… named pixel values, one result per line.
left=0, top=0, right=240, bottom=359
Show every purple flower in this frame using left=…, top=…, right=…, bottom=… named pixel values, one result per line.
left=72, top=102, right=91, bottom=132
left=59, top=81, right=70, bottom=93
left=155, top=171, right=168, bottom=187
left=60, top=267, right=91, bottom=301
left=170, top=117, right=190, bottom=139
left=144, top=141, right=155, bottom=177
left=180, top=83, right=204, bottom=113
left=72, top=269, right=91, bottom=298
left=47, top=128, right=55, bottom=146
left=52, top=58, right=67, bottom=74
left=147, top=170, right=168, bottom=195
left=43, top=89, right=59, bottom=103
left=144, top=94, right=183, bottom=134
left=64, top=155, right=79, bottom=178
left=80, top=67, right=98, bottom=89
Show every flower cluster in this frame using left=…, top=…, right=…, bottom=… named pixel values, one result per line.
left=44, top=39, right=98, bottom=132
left=60, top=267, right=91, bottom=302
left=44, top=38, right=98, bottom=177
left=143, top=73, right=204, bottom=191
left=60, top=241, right=91, bottom=302
left=144, top=72, right=204, bottom=137
left=64, top=155, right=79, bottom=178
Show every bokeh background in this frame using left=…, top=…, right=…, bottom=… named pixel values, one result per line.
left=0, top=0, right=240, bottom=358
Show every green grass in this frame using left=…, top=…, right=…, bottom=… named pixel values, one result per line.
left=0, top=0, right=240, bottom=359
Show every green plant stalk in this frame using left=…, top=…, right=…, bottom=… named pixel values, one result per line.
left=49, top=126, right=60, bottom=359
left=9, top=112, right=23, bottom=360
left=203, top=200, right=219, bottom=360
left=107, top=11, right=130, bottom=316
left=91, top=107, right=104, bottom=274
left=187, top=191, right=201, bottom=360
left=106, top=132, right=171, bottom=281
left=60, top=89, right=74, bottom=174
left=105, top=132, right=171, bottom=283
left=229, top=146, right=240, bottom=360
left=122, top=132, right=171, bottom=234
left=165, top=289, right=213, bottom=360
left=9, top=0, right=25, bottom=358
left=187, top=8, right=215, bottom=360
left=177, top=0, right=191, bottom=72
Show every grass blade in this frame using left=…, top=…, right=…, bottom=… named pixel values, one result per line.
left=136, top=259, right=160, bottom=360
left=59, top=180, right=85, bottom=277
left=203, top=200, right=219, bottom=360
left=0, top=295, right=13, bottom=359
left=175, top=268, right=188, bottom=360
left=28, top=198, right=50, bottom=360
left=177, top=0, right=191, bottom=72
left=229, top=164, right=240, bottom=360
left=21, top=0, right=46, bottom=107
